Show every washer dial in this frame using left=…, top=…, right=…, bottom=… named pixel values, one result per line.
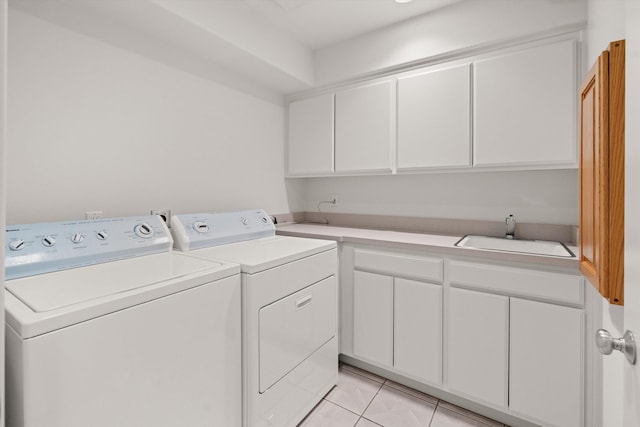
left=42, top=235, right=56, bottom=247
left=9, top=239, right=26, bottom=251
left=71, top=233, right=85, bottom=244
left=193, top=221, right=209, bottom=234
left=134, top=223, right=154, bottom=239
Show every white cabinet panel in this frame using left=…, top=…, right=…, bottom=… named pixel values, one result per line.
left=354, top=249, right=443, bottom=283
left=397, top=64, right=471, bottom=170
left=353, top=270, right=393, bottom=366
left=474, top=40, right=577, bottom=167
left=510, top=298, right=584, bottom=427
left=448, top=260, right=584, bottom=305
left=394, top=278, right=442, bottom=385
left=288, top=94, right=334, bottom=175
left=447, top=287, right=509, bottom=408
left=335, top=81, right=393, bottom=173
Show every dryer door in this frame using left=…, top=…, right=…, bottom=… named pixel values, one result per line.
left=258, top=276, right=336, bottom=393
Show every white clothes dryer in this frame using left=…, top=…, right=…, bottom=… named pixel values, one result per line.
left=5, top=215, right=242, bottom=427
left=171, top=209, right=338, bottom=427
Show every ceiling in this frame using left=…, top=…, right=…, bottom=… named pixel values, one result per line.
left=240, top=0, right=465, bottom=50
left=10, top=0, right=466, bottom=95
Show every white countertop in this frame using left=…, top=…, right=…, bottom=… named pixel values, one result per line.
left=276, top=223, right=579, bottom=269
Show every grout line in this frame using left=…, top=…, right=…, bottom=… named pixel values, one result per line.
left=358, top=379, right=384, bottom=419
left=427, top=399, right=442, bottom=427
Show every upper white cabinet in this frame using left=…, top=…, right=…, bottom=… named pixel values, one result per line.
left=335, top=81, right=393, bottom=173
left=287, top=93, right=334, bottom=176
left=473, top=40, right=577, bottom=167
left=286, top=37, right=578, bottom=176
left=397, top=64, right=472, bottom=170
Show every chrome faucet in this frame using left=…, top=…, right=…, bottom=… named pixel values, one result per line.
left=505, top=214, right=516, bottom=239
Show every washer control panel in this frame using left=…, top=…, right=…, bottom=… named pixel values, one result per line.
left=171, top=209, right=275, bottom=251
left=5, top=215, right=172, bottom=280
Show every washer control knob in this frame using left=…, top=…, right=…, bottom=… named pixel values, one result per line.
left=261, top=216, right=269, bottom=223
left=9, top=239, right=26, bottom=251
left=96, top=230, right=108, bottom=240
left=241, top=216, right=248, bottom=225
left=42, top=235, right=56, bottom=247
left=193, top=221, right=209, bottom=234
left=71, top=233, right=85, bottom=244
left=134, top=223, right=154, bottom=239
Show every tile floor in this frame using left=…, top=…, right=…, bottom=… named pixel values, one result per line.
left=298, top=363, right=508, bottom=427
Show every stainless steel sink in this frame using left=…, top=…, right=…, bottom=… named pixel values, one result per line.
left=454, top=235, right=575, bottom=257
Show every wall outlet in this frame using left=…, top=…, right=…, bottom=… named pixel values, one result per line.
left=85, top=211, right=103, bottom=220
left=151, top=209, right=172, bottom=225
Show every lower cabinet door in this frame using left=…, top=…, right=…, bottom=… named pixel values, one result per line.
left=353, top=270, right=393, bottom=366
left=447, top=287, right=509, bottom=408
left=509, top=298, right=584, bottom=427
left=394, top=278, right=442, bottom=385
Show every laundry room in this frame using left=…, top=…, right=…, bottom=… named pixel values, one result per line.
left=2, top=1, right=640, bottom=427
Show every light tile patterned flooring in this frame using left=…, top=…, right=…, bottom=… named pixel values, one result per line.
left=298, top=364, right=507, bottom=427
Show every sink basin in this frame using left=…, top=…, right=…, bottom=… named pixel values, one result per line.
left=454, top=235, right=575, bottom=258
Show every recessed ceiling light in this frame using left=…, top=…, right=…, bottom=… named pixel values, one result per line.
left=394, top=0, right=414, bottom=3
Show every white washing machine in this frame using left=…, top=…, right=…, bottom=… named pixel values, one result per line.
left=5, top=215, right=242, bottom=427
left=171, top=209, right=338, bottom=427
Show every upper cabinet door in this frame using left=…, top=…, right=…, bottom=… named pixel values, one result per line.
left=288, top=93, right=334, bottom=176
left=335, top=81, right=393, bottom=173
left=474, top=40, right=577, bottom=167
left=397, top=64, right=471, bottom=170
left=579, top=40, right=625, bottom=305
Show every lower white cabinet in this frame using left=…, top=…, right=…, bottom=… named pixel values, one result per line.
left=394, top=278, right=442, bottom=385
left=509, top=298, right=584, bottom=427
left=447, top=287, right=509, bottom=408
left=447, top=259, right=585, bottom=427
left=352, top=249, right=444, bottom=385
left=353, top=270, right=393, bottom=366
left=344, top=245, right=585, bottom=427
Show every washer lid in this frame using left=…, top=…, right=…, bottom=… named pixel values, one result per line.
left=6, top=252, right=229, bottom=313
left=190, top=235, right=337, bottom=274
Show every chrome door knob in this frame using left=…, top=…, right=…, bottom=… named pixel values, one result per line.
left=595, top=329, right=637, bottom=365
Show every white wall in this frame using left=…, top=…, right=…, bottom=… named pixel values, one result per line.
left=302, top=170, right=578, bottom=224
left=586, top=0, right=626, bottom=65
left=6, top=9, right=290, bottom=224
left=314, top=0, right=587, bottom=85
